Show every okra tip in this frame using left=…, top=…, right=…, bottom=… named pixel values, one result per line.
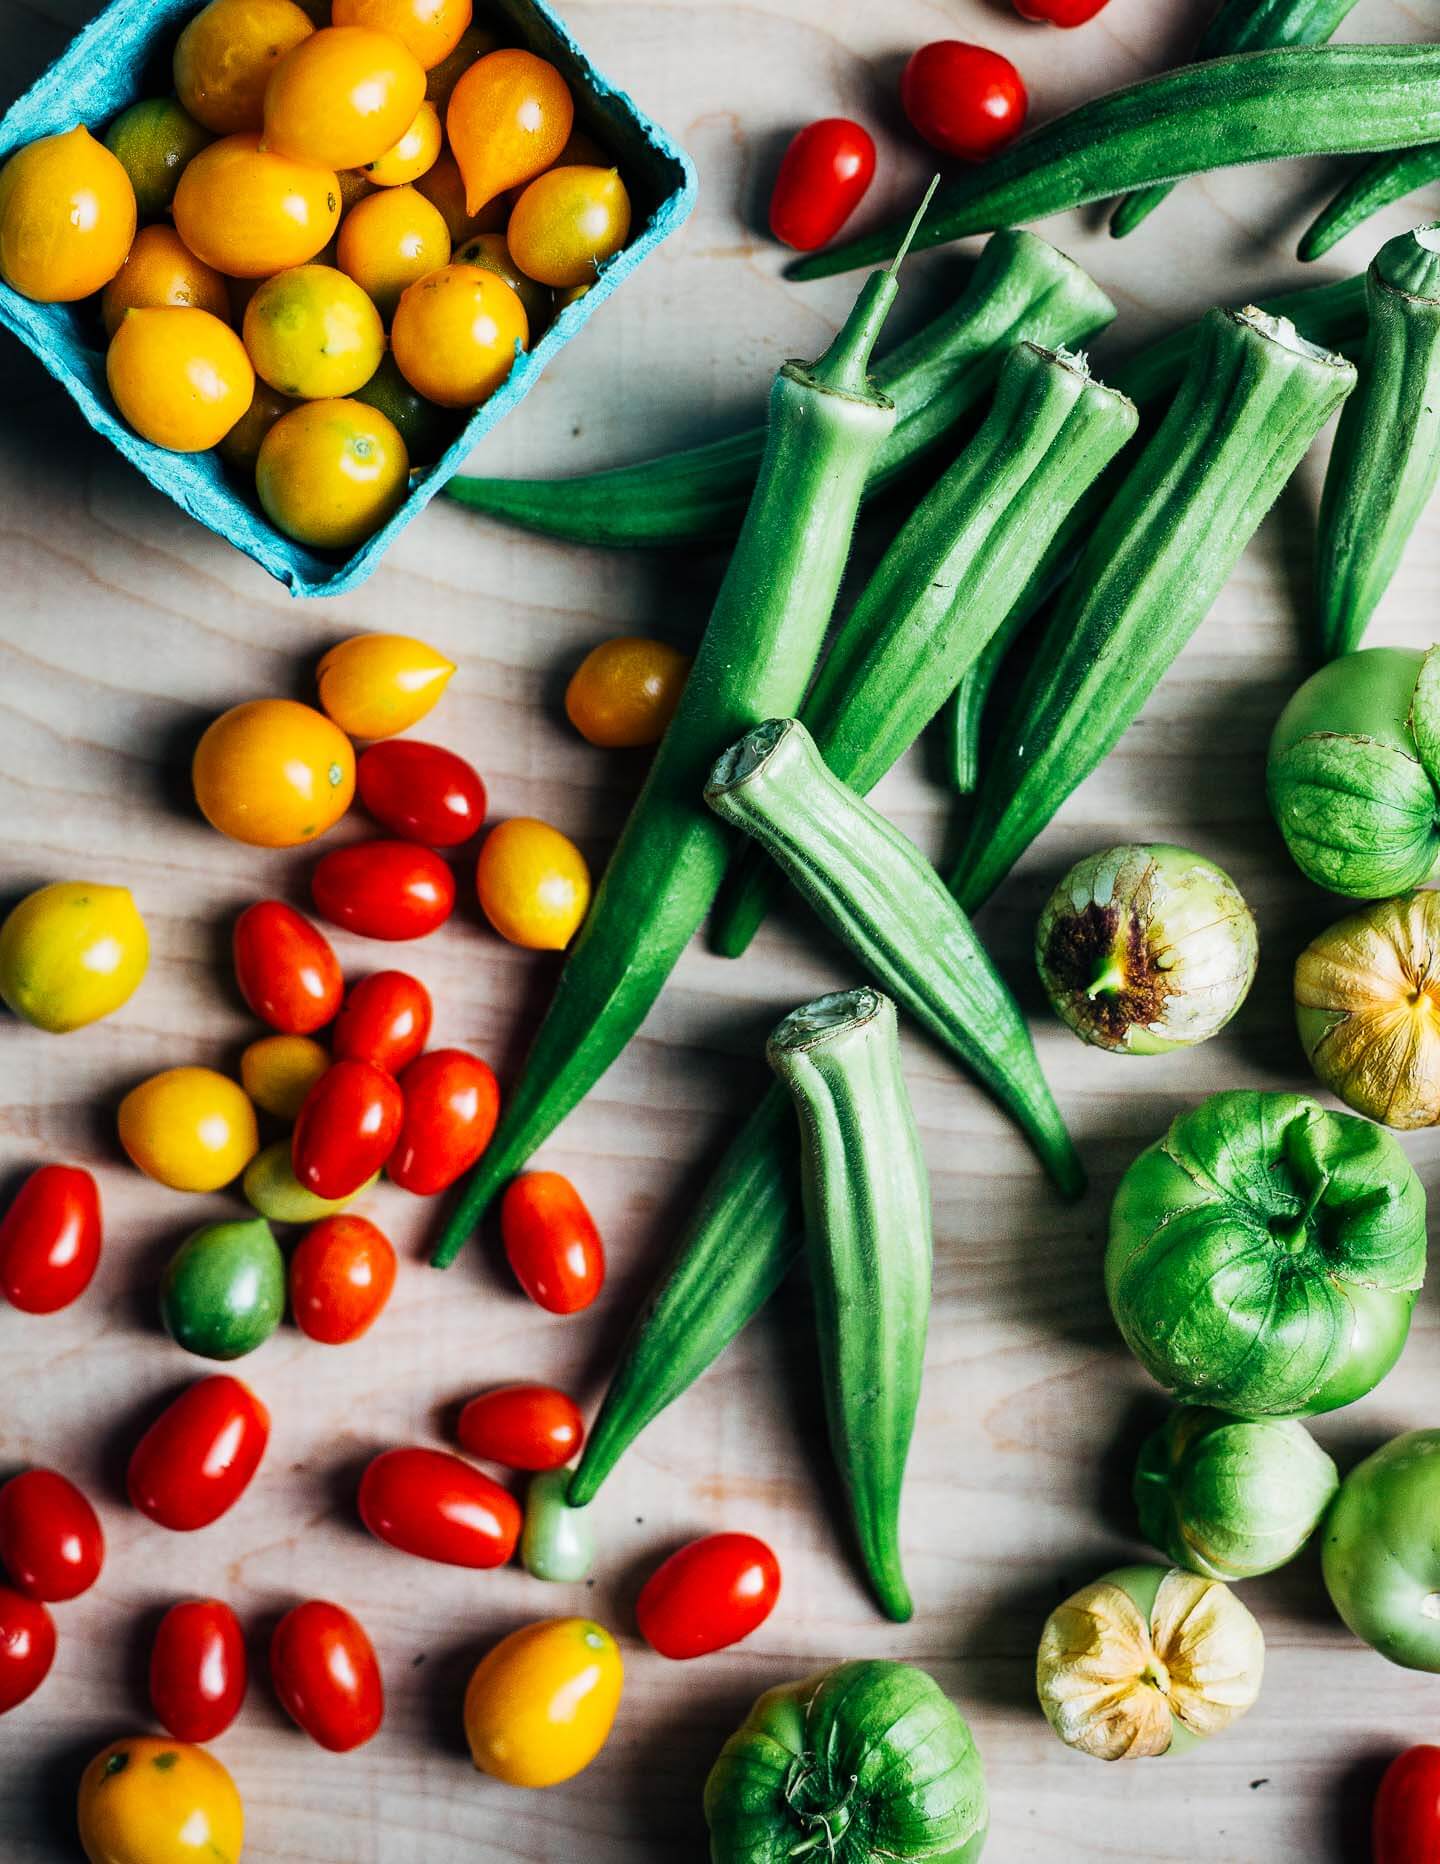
left=805, top=179, right=939, bottom=397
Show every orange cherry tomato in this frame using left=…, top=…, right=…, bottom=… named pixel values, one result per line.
left=256, top=398, right=410, bottom=551
left=0, top=1164, right=101, bottom=1315
left=106, top=307, right=254, bottom=453
left=363, top=102, right=442, bottom=187
left=507, top=165, right=631, bottom=289
left=391, top=262, right=527, bottom=408
left=336, top=183, right=450, bottom=320
left=0, top=125, right=136, bottom=303
left=463, top=1618, right=621, bottom=1787
left=334, top=0, right=474, bottom=70
left=242, top=263, right=385, bottom=400
left=193, top=698, right=356, bottom=848
left=173, top=134, right=339, bottom=278
left=635, top=1532, right=781, bottom=1659
left=413, top=147, right=504, bottom=243
left=218, top=380, right=296, bottom=471
left=240, top=1032, right=329, bottom=1119
left=316, top=631, right=454, bottom=739
left=233, top=900, right=343, bottom=1034
left=453, top=231, right=551, bottom=332
left=0, top=1585, right=54, bottom=1714
left=290, top=1213, right=397, bottom=1343
left=358, top=1446, right=520, bottom=1567
left=311, top=839, right=455, bottom=940
left=564, top=636, right=689, bottom=748
left=0, top=1469, right=104, bottom=1601
left=389, top=1048, right=499, bottom=1195
left=500, top=1172, right=604, bottom=1314
left=100, top=225, right=229, bottom=340
left=292, top=1058, right=404, bottom=1200
left=270, top=1599, right=384, bottom=1751
left=150, top=1599, right=247, bottom=1742
left=331, top=970, right=432, bottom=1072
left=458, top=1384, right=583, bottom=1472
left=475, top=818, right=590, bottom=950
left=446, top=49, right=573, bottom=216
left=264, top=26, right=427, bottom=171
left=174, top=0, right=315, bottom=134
left=127, top=1376, right=270, bottom=1531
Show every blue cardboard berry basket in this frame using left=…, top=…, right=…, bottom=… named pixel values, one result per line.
left=0, top=0, right=696, bottom=596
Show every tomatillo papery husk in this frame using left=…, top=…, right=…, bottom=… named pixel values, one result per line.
left=1296, top=891, right=1440, bottom=1129
left=1035, top=843, right=1258, bottom=1054
left=1106, top=1090, right=1426, bottom=1417
left=1267, top=643, right=1440, bottom=898
left=1036, top=1565, right=1264, bottom=1761
left=1323, top=1429, right=1440, bottom=1672
left=1135, top=1408, right=1339, bottom=1582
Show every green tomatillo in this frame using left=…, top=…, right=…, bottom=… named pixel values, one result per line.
left=1323, top=1429, right=1440, bottom=1672
left=159, top=1216, right=285, bottom=1360
left=1106, top=1091, right=1426, bottom=1417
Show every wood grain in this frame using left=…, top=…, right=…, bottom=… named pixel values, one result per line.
left=4, top=0, right=1440, bottom=1858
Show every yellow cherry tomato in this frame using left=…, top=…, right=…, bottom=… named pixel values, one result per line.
left=476, top=818, right=590, bottom=950
left=413, top=148, right=504, bottom=244
left=351, top=353, right=454, bottom=462
left=174, top=0, right=314, bottom=134
left=565, top=636, right=689, bottom=748
left=256, top=399, right=410, bottom=551
left=464, top=1619, right=622, bottom=1788
left=106, top=307, right=254, bottom=453
left=317, top=632, right=454, bottom=737
left=101, top=224, right=230, bottom=339
left=78, top=1736, right=243, bottom=1864
left=118, top=1067, right=259, bottom=1193
left=173, top=133, right=339, bottom=278
left=263, top=26, right=426, bottom=171
left=242, top=263, right=384, bottom=399
left=0, top=126, right=136, bottom=303
left=103, top=98, right=213, bottom=218
left=363, top=102, right=441, bottom=187
left=0, top=881, right=148, bottom=1034
left=243, top=1137, right=375, bottom=1222
left=508, top=165, right=631, bottom=289
left=424, top=22, right=497, bottom=107
left=336, top=184, right=450, bottom=320
left=447, top=49, right=573, bottom=216
left=334, top=0, right=473, bottom=70
left=391, top=262, right=527, bottom=408
left=218, top=379, right=296, bottom=470
left=193, top=697, right=356, bottom=846
left=240, top=1032, right=329, bottom=1118
left=454, top=232, right=551, bottom=332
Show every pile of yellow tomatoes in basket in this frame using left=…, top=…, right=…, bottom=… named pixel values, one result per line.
left=0, top=0, right=634, bottom=551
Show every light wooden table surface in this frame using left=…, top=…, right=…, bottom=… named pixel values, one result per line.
left=5, top=0, right=1440, bottom=1858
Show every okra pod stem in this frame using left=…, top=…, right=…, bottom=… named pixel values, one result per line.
left=705, top=718, right=1083, bottom=1198
left=768, top=989, right=931, bottom=1624
left=444, top=230, right=1116, bottom=548
left=1300, top=145, right=1440, bottom=263
left=949, top=308, right=1355, bottom=914
left=710, top=343, right=1137, bottom=958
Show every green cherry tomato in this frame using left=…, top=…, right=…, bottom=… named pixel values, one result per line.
left=242, top=1138, right=376, bottom=1224
left=520, top=1469, right=595, bottom=1582
left=1323, top=1429, right=1440, bottom=1672
left=160, top=1217, right=285, bottom=1360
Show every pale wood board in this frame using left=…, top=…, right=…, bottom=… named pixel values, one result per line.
left=4, top=0, right=1440, bottom=1857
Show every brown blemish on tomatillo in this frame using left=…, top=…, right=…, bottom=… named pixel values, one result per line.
left=1042, top=901, right=1170, bottom=1045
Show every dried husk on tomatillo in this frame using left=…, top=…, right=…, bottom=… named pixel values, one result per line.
left=1296, top=891, right=1440, bottom=1128
left=1035, top=843, right=1257, bottom=1054
left=1036, top=1564, right=1264, bottom=1762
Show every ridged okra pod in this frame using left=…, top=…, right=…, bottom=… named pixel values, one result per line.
left=444, top=230, right=1116, bottom=548
left=705, top=717, right=1083, bottom=1197
left=768, top=990, right=931, bottom=1624
left=709, top=343, right=1137, bottom=958
left=1301, top=146, right=1440, bottom=262
left=948, top=308, right=1356, bottom=913
left=1316, top=228, right=1440, bottom=660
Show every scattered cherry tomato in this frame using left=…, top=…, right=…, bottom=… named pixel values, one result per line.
left=292, top=1058, right=404, bottom=1200
left=0, top=1585, right=55, bottom=1714
left=118, top=1067, right=259, bottom=1194
left=311, top=840, right=456, bottom=940
left=900, top=41, right=1028, bottom=162
left=635, top=1532, right=781, bottom=1660
left=1014, top=0, right=1110, bottom=22
left=447, top=48, right=573, bottom=217
left=149, top=1599, right=247, bottom=1742
left=127, top=1376, right=270, bottom=1532
left=357, top=740, right=487, bottom=847
left=769, top=118, right=876, bottom=252
left=358, top=1446, right=521, bottom=1568
left=78, top=1735, right=243, bottom=1864
left=0, top=1164, right=101, bottom=1314
left=270, top=1599, right=384, bottom=1752
left=564, top=636, right=689, bottom=749
left=458, top=1384, right=583, bottom=1472
left=475, top=818, right=590, bottom=950
left=500, top=1172, right=604, bottom=1314
left=257, top=399, right=411, bottom=553
left=389, top=1048, right=499, bottom=1195
left=331, top=971, right=432, bottom=1073
left=0, top=1470, right=103, bottom=1601
left=316, top=632, right=455, bottom=740
left=289, top=1214, right=397, bottom=1343
left=233, top=901, right=343, bottom=1034
left=464, top=1618, right=622, bottom=1787
left=240, top=1032, right=330, bottom=1120
left=0, top=879, right=148, bottom=1033
left=1376, top=1746, right=1440, bottom=1864
left=193, top=698, right=356, bottom=849
left=264, top=26, right=427, bottom=171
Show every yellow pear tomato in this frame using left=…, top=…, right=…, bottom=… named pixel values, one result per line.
left=103, top=98, right=213, bottom=218
left=240, top=1032, right=330, bottom=1119
left=317, top=632, right=454, bottom=737
left=0, top=881, right=148, bottom=1034
left=173, top=0, right=314, bottom=134
left=192, top=697, right=356, bottom=846
left=507, top=165, right=632, bottom=288
left=242, top=264, right=384, bottom=399
left=78, top=1737, right=243, bottom=1864
left=413, top=147, right=504, bottom=244
left=390, top=262, right=527, bottom=408
left=256, top=399, right=410, bottom=551
left=424, top=23, right=497, bottom=109
left=101, top=225, right=230, bottom=339
left=565, top=635, right=689, bottom=748
left=118, top=1067, right=259, bottom=1193
left=107, top=307, right=254, bottom=452
left=446, top=49, right=573, bottom=217
left=464, top=1618, right=622, bottom=1788
left=454, top=231, right=551, bottom=332
left=173, top=134, right=339, bottom=278
left=218, top=380, right=296, bottom=471
left=334, top=0, right=474, bottom=70
left=263, top=26, right=427, bottom=171
left=363, top=102, right=442, bottom=187
left=0, top=125, right=136, bottom=303
left=476, top=818, right=590, bottom=950
left=336, top=184, right=450, bottom=320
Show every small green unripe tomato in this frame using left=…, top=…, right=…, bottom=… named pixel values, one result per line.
left=159, top=1217, right=285, bottom=1360
left=243, top=1138, right=376, bottom=1224
left=1323, top=1429, right=1440, bottom=1671
left=520, top=1469, right=595, bottom=1582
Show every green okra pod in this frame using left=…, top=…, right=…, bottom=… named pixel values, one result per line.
left=948, top=307, right=1355, bottom=913
left=1316, top=227, right=1440, bottom=660
left=1301, top=145, right=1440, bottom=262
left=768, top=989, right=931, bottom=1624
